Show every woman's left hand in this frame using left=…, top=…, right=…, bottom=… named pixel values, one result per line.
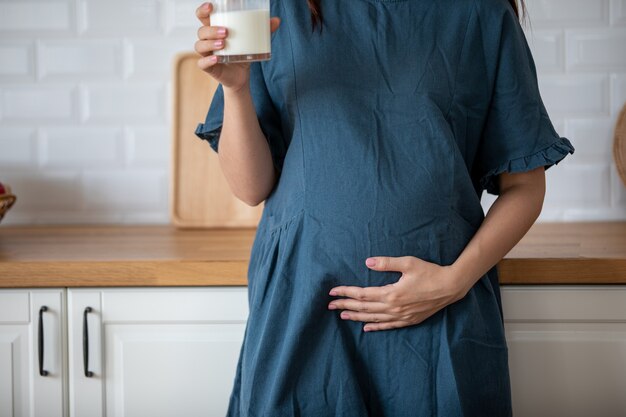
left=327, top=256, right=472, bottom=332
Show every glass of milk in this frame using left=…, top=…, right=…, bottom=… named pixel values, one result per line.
left=211, top=0, right=271, bottom=63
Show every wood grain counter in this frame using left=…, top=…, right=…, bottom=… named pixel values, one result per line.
left=1, top=222, right=625, bottom=287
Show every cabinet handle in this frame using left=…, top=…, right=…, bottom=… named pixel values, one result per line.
left=38, top=306, right=49, bottom=377
left=83, top=307, right=94, bottom=377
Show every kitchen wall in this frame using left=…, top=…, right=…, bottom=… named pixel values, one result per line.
left=0, top=0, right=625, bottom=225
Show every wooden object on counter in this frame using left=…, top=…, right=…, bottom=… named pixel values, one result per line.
left=171, top=52, right=264, bottom=228
left=1, top=222, right=625, bottom=287
left=0, top=182, right=16, bottom=223
left=614, top=103, right=626, bottom=186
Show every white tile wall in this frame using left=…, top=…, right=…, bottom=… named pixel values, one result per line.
left=124, top=38, right=190, bottom=78
left=612, top=74, right=626, bottom=114
left=524, top=30, right=564, bottom=72
left=539, top=74, right=611, bottom=116
left=1, top=86, right=77, bottom=121
left=38, top=40, right=123, bottom=79
left=0, top=128, right=36, bottom=166
left=81, top=83, right=165, bottom=122
left=0, top=2, right=73, bottom=32
left=0, top=41, right=35, bottom=78
left=125, top=126, right=170, bottom=167
left=524, top=0, right=610, bottom=27
left=1, top=171, right=83, bottom=211
left=611, top=0, right=626, bottom=25
left=0, top=0, right=625, bottom=225
left=566, top=29, right=626, bottom=70
left=77, top=1, right=164, bottom=35
left=166, top=1, right=202, bottom=35
left=39, top=127, right=124, bottom=168
left=81, top=170, right=167, bottom=211
left=566, top=118, right=614, bottom=163
left=544, top=161, right=611, bottom=206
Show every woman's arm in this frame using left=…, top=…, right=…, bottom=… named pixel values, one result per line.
left=449, top=167, right=546, bottom=296
left=195, top=3, right=281, bottom=206
left=218, top=86, right=278, bottom=206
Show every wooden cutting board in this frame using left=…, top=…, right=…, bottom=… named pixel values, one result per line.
left=170, top=52, right=264, bottom=228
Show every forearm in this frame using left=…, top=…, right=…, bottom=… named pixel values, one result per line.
left=449, top=182, right=544, bottom=295
left=217, top=83, right=277, bottom=206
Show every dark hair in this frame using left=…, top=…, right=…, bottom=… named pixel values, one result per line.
left=306, top=0, right=526, bottom=33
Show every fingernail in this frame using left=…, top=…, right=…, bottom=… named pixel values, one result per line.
left=329, top=290, right=337, bottom=296
left=364, top=327, right=371, bottom=332
left=217, top=27, right=227, bottom=35
left=341, top=312, right=350, bottom=319
left=209, top=55, right=217, bottom=63
left=203, top=2, right=210, bottom=9
left=214, top=40, right=223, bottom=47
left=366, top=258, right=376, bottom=267
left=328, top=304, right=337, bottom=310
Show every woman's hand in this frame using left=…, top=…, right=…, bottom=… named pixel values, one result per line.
left=327, top=170, right=546, bottom=333
left=195, top=2, right=281, bottom=93
left=327, top=256, right=473, bottom=332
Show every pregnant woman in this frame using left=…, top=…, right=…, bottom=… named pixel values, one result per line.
left=194, top=0, right=575, bottom=415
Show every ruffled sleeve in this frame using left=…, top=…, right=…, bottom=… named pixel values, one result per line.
left=194, top=61, right=288, bottom=175
left=475, top=2, right=575, bottom=196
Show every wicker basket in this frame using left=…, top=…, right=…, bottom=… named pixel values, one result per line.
left=0, top=184, right=16, bottom=223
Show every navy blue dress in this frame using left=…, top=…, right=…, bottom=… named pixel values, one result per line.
left=195, top=0, right=575, bottom=415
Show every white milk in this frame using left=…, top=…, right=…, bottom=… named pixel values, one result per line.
left=212, top=9, right=271, bottom=57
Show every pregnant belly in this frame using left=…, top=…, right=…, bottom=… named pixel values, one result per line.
left=249, top=208, right=466, bottom=320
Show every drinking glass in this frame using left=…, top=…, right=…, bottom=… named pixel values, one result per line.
left=211, top=0, right=271, bottom=63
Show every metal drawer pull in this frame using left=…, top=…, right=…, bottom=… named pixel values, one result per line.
left=83, top=307, right=94, bottom=377
left=38, top=306, right=49, bottom=377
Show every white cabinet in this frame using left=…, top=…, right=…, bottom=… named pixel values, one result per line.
left=0, top=289, right=67, bottom=417
left=0, top=287, right=248, bottom=417
left=68, top=287, right=248, bottom=417
left=3, top=286, right=626, bottom=416
left=502, top=286, right=626, bottom=417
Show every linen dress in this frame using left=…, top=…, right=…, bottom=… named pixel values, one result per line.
left=195, top=0, right=575, bottom=415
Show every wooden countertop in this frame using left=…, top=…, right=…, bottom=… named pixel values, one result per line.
left=1, top=222, right=625, bottom=287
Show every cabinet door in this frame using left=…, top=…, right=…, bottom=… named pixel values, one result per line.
left=0, top=289, right=67, bottom=417
left=68, top=287, right=249, bottom=417
left=502, top=286, right=626, bottom=417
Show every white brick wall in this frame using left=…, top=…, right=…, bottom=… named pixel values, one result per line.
left=0, top=41, right=34, bottom=78
left=38, top=40, right=123, bottom=79
left=513, top=0, right=626, bottom=221
left=0, top=0, right=625, bottom=225
left=0, top=2, right=73, bottom=32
